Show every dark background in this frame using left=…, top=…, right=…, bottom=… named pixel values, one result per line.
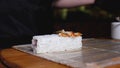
left=53, top=0, right=120, bottom=39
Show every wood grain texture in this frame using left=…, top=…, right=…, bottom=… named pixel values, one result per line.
left=1, top=48, right=120, bottom=68
left=0, top=48, right=70, bottom=68
left=1, top=39, right=120, bottom=68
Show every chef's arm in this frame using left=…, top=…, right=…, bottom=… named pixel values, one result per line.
left=53, top=0, right=95, bottom=8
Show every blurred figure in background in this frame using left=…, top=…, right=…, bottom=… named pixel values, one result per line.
left=94, top=0, right=120, bottom=17
left=0, top=0, right=95, bottom=49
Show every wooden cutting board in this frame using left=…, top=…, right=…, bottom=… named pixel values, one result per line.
left=1, top=38, right=120, bottom=68
left=0, top=48, right=70, bottom=68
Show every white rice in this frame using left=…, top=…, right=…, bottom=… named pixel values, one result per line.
left=32, top=34, right=82, bottom=53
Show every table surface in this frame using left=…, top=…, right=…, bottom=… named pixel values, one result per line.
left=1, top=39, right=120, bottom=68
left=0, top=48, right=70, bottom=68
left=1, top=48, right=120, bottom=68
